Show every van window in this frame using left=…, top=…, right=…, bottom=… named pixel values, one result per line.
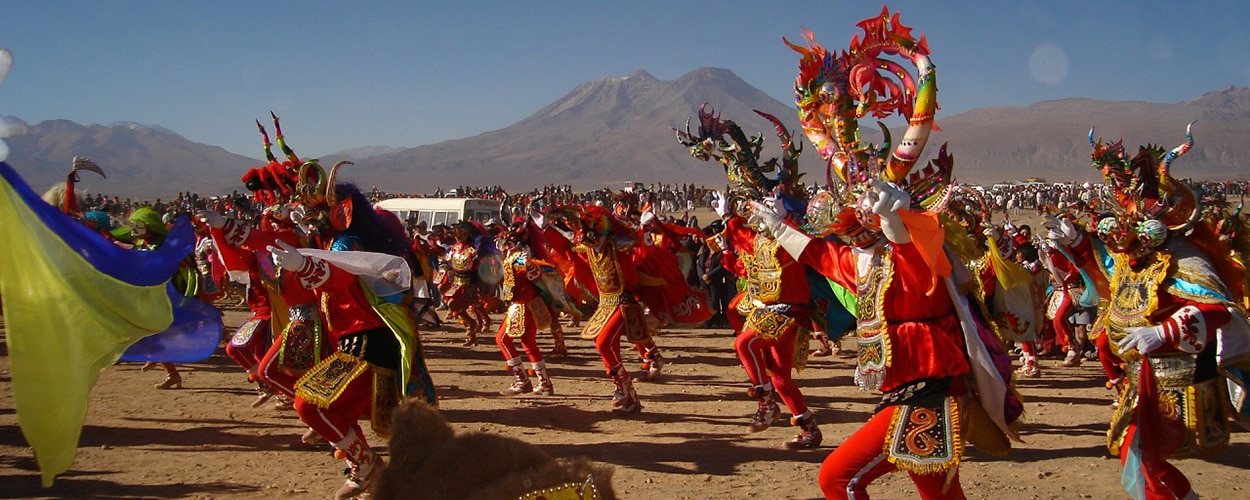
left=375, top=197, right=500, bottom=229
left=431, top=211, right=459, bottom=225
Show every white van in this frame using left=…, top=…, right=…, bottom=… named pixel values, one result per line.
left=375, top=197, right=502, bottom=227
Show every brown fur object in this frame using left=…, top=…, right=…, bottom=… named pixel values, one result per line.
left=373, top=398, right=616, bottom=500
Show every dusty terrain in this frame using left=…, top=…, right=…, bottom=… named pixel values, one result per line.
left=1, top=302, right=1248, bottom=500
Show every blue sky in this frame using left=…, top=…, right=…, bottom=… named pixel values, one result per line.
left=1, top=1, right=1247, bottom=160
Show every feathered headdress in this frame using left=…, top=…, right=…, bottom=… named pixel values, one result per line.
left=785, top=7, right=954, bottom=237
left=238, top=112, right=354, bottom=229
left=784, top=6, right=939, bottom=197
left=1089, top=122, right=1200, bottom=234
left=672, top=103, right=806, bottom=212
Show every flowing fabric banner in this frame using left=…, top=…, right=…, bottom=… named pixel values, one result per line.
left=0, top=161, right=221, bottom=486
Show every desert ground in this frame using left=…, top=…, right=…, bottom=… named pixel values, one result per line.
left=1, top=301, right=1248, bottom=500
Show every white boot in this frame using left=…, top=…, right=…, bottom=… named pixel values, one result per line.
left=333, top=429, right=385, bottom=499
left=532, top=360, right=554, bottom=395
left=500, top=358, right=533, bottom=396
left=610, top=365, right=641, bottom=415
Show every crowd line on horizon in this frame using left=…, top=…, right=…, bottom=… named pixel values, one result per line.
left=74, top=178, right=1250, bottom=230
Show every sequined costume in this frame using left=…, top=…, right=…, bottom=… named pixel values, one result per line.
left=1064, top=123, right=1250, bottom=499
left=494, top=234, right=556, bottom=396
left=720, top=214, right=823, bottom=448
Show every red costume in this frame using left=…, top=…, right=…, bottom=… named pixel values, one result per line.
left=442, top=222, right=494, bottom=346
left=721, top=214, right=821, bottom=447
left=1038, top=238, right=1092, bottom=364
left=216, top=219, right=324, bottom=406
left=494, top=223, right=556, bottom=396
left=764, top=202, right=1017, bottom=499
left=574, top=234, right=658, bottom=415
left=1057, top=125, right=1250, bottom=499
left=1059, top=220, right=1240, bottom=499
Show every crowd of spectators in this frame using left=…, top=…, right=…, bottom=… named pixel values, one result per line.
left=945, top=179, right=1246, bottom=217
left=79, top=179, right=1249, bottom=237
left=76, top=190, right=260, bottom=226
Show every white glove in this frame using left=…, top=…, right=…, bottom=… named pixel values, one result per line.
left=762, top=193, right=788, bottom=218
left=1003, top=221, right=1018, bottom=237
left=289, top=206, right=313, bottom=233
left=640, top=210, right=657, bottom=227
left=747, top=200, right=784, bottom=236
left=865, top=179, right=911, bottom=244
left=1116, top=325, right=1167, bottom=356
left=712, top=191, right=732, bottom=219
left=196, top=209, right=226, bottom=229
left=266, top=239, right=309, bottom=272
left=1043, top=216, right=1079, bottom=245
left=864, top=179, right=910, bottom=216
left=1118, top=305, right=1207, bottom=355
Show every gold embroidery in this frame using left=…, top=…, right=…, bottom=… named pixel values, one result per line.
left=370, top=366, right=399, bottom=439
left=294, top=352, right=370, bottom=408
left=501, top=249, right=520, bottom=301
left=1108, top=358, right=1232, bottom=458
left=229, top=318, right=265, bottom=347
left=745, top=236, right=789, bottom=303
left=620, top=304, right=650, bottom=344
left=744, top=308, right=796, bottom=341
left=587, top=243, right=624, bottom=296
left=1105, top=252, right=1171, bottom=362
left=581, top=307, right=612, bottom=340
left=504, top=298, right=553, bottom=338
left=518, top=476, right=601, bottom=500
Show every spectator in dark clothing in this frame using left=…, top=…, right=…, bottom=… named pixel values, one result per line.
left=699, top=221, right=736, bottom=328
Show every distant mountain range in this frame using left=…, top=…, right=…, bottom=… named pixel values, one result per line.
left=4, top=68, right=1248, bottom=199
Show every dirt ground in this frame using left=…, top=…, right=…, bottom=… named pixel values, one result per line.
left=1, top=303, right=1248, bottom=500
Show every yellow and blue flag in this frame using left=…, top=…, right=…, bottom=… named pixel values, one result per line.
left=0, top=160, right=221, bottom=486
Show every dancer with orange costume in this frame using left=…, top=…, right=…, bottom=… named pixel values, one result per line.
left=715, top=191, right=824, bottom=448
left=215, top=234, right=277, bottom=404
left=269, top=178, right=429, bottom=499
left=238, top=120, right=433, bottom=498
left=670, top=98, right=824, bottom=447
left=776, top=9, right=1020, bottom=498
left=634, top=209, right=712, bottom=331
left=201, top=206, right=325, bottom=411
left=545, top=205, right=659, bottom=415
left=758, top=180, right=1018, bottom=499
left=493, top=219, right=558, bottom=396
left=203, top=118, right=334, bottom=411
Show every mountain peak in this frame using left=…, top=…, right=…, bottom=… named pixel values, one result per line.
left=1185, top=85, right=1250, bottom=108
left=625, top=69, right=657, bottom=81
left=106, top=121, right=182, bottom=137
left=678, top=67, right=743, bottom=83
